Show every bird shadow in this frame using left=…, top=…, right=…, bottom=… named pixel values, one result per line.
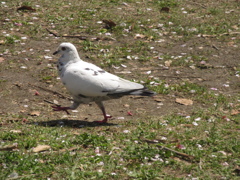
left=29, top=119, right=117, bottom=128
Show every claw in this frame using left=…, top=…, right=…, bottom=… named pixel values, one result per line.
left=94, top=120, right=107, bottom=124
left=52, top=106, right=70, bottom=115
left=94, top=115, right=112, bottom=124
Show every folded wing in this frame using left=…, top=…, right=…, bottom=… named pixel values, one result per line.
left=62, top=61, right=150, bottom=97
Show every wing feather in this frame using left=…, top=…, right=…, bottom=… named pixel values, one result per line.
left=61, top=61, right=144, bottom=97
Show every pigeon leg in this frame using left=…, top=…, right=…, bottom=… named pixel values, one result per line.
left=94, top=101, right=112, bottom=123
left=52, top=101, right=80, bottom=115
left=52, top=106, right=71, bottom=115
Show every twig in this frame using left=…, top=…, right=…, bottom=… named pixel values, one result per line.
left=44, top=99, right=60, bottom=106
left=62, top=35, right=87, bottom=40
left=157, top=144, right=195, bottom=161
left=43, top=147, right=79, bottom=154
left=200, top=31, right=240, bottom=38
left=131, top=68, right=202, bottom=79
left=143, top=139, right=195, bottom=161
left=46, top=28, right=116, bottom=41
left=46, top=27, right=80, bottom=38
left=46, top=28, right=87, bottom=40
left=219, top=31, right=240, bottom=36
left=28, top=83, right=72, bottom=100
left=46, top=28, right=58, bottom=37
left=190, top=1, right=207, bottom=9
left=157, top=75, right=201, bottom=79
left=212, top=44, right=219, bottom=50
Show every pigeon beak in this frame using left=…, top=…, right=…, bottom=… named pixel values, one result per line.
left=53, top=50, right=59, bottom=55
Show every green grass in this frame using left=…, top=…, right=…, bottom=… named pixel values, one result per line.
left=1, top=107, right=239, bottom=179
left=0, top=0, right=240, bottom=179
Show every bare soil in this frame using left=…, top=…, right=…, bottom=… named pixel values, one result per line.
left=0, top=1, right=239, bottom=125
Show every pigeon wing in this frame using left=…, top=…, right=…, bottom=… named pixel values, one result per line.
left=61, top=61, right=144, bottom=97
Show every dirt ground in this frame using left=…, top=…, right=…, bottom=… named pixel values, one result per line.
left=0, top=1, right=240, bottom=179
left=0, top=38, right=239, bottom=124
left=0, top=1, right=239, bottom=125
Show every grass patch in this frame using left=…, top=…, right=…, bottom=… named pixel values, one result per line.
left=1, top=108, right=239, bottom=179
left=0, top=0, right=239, bottom=179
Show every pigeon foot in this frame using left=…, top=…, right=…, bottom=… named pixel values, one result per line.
left=94, top=115, right=112, bottom=124
left=52, top=106, right=71, bottom=115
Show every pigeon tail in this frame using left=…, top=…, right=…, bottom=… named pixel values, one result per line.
left=108, top=88, right=156, bottom=97
left=129, top=88, right=156, bottom=96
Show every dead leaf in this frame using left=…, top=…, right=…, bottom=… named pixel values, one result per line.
left=0, top=57, right=5, bottom=63
left=129, top=23, right=135, bottom=31
left=164, top=60, right=172, bottom=67
left=176, top=98, right=193, bottom=105
left=231, top=109, right=240, bottom=116
left=147, top=36, right=154, bottom=41
left=53, top=99, right=59, bottom=105
left=130, top=95, right=145, bottom=99
left=136, top=67, right=152, bottom=71
left=0, top=143, right=18, bottom=151
left=0, top=40, right=5, bottom=45
left=29, top=111, right=40, bottom=116
left=231, top=25, right=238, bottom=30
left=134, top=34, right=146, bottom=39
left=154, top=98, right=164, bottom=102
left=17, top=6, right=36, bottom=12
left=201, top=34, right=215, bottom=38
left=65, top=147, right=78, bottom=152
left=160, top=7, right=170, bottom=13
left=10, top=130, right=23, bottom=134
left=79, top=164, right=84, bottom=171
left=102, top=19, right=116, bottom=29
left=227, top=41, right=235, bottom=47
left=33, top=145, right=51, bottom=153
left=38, top=159, right=45, bottom=163
left=115, top=71, right=131, bottom=74
left=197, top=62, right=213, bottom=69
left=180, top=124, right=194, bottom=128
left=73, top=132, right=80, bottom=135
left=43, top=147, right=79, bottom=154
left=233, top=168, right=240, bottom=176
left=172, top=157, right=191, bottom=165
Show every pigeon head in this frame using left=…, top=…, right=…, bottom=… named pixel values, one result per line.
left=53, top=42, right=80, bottom=59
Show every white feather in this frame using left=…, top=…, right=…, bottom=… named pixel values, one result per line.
left=56, top=43, right=144, bottom=98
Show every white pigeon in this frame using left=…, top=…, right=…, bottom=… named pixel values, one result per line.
left=52, top=42, right=156, bottom=123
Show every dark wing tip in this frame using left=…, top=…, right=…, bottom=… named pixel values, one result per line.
left=108, top=88, right=157, bottom=97
left=130, top=88, right=157, bottom=96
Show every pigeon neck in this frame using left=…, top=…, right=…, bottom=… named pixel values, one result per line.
left=68, top=51, right=81, bottom=62
left=61, top=51, right=81, bottom=63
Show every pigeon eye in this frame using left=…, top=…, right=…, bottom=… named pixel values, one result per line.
left=61, top=47, right=66, bottom=51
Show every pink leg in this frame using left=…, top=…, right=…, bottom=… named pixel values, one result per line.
left=52, top=106, right=71, bottom=115
left=94, top=114, right=112, bottom=124
left=94, top=101, right=112, bottom=124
